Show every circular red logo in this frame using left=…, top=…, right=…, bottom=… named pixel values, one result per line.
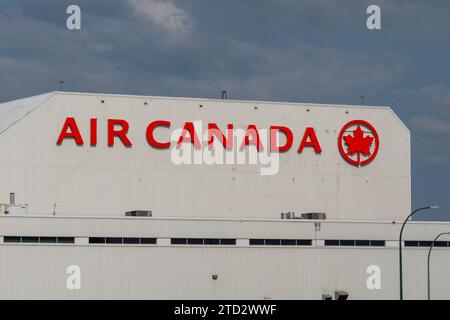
left=338, top=120, right=379, bottom=167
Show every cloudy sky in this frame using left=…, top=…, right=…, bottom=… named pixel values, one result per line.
left=0, top=0, right=449, bottom=220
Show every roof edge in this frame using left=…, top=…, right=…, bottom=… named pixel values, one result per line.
left=53, top=90, right=392, bottom=110
left=0, top=91, right=56, bottom=135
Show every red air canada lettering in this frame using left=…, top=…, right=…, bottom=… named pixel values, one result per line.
left=56, top=117, right=322, bottom=153
left=57, top=117, right=379, bottom=166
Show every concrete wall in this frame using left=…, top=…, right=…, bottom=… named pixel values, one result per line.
left=0, top=92, right=410, bottom=220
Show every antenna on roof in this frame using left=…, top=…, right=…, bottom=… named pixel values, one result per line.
left=360, top=95, right=365, bottom=105
left=59, top=80, right=64, bottom=91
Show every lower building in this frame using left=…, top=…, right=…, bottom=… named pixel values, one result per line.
left=0, top=215, right=449, bottom=299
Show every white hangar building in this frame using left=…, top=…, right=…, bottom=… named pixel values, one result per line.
left=0, top=91, right=448, bottom=299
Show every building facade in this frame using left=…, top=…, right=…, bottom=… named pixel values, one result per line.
left=0, top=92, right=446, bottom=300
left=0, top=91, right=410, bottom=220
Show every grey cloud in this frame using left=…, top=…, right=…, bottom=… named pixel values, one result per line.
left=0, top=1, right=450, bottom=216
left=126, top=0, right=192, bottom=36
left=379, top=0, right=450, bottom=40
left=411, top=116, right=450, bottom=135
left=0, top=2, right=406, bottom=103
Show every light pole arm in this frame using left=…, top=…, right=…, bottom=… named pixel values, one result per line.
left=427, top=232, right=450, bottom=300
left=399, top=209, right=420, bottom=243
left=399, top=206, right=432, bottom=300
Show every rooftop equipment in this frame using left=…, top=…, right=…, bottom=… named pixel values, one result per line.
left=125, top=210, right=152, bottom=217
left=301, top=212, right=326, bottom=220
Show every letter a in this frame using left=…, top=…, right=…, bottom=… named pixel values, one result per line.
left=57, top=117, right=84, bottom=145
left=366, top=5, right=381, bottom=30
left=66, top=5, right=81, bottom=30
left=366, top=265, right=381, bottom=290
left=66, top=265, right=81, bottom=290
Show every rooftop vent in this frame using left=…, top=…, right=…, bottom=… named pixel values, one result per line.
left=125, top=210, right=152, bottom=217
left=301, top=212, right=326, bottom=220
left=9, top=193, right=15, bottom=205
left=280, top=212, right=301, bottom=219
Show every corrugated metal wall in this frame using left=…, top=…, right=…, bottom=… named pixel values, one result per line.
left=0, top=216, right=449, bottom=299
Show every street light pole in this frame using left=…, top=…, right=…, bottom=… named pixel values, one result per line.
left=427, top=232, right=450, bottom=300
left=399, top=205, right=439, bottom=300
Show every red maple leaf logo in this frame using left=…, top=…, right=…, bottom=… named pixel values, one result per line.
left=343, top=126, right=374, bottom=164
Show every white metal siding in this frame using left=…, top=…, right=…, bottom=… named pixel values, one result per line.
left=0, top=244, right=449, bottom=299
left=0, top=92, right=410, bottom=221
left=0, top=216, right=449, bottom=299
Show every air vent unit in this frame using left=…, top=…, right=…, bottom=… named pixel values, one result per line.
left=125, top=210, right=152, bottom=217
left=301, top=212, right=326, bottom=220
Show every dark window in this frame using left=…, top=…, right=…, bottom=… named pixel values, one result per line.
left=21, top=237, right=39, bottom=243
left=123, top=238, right=139, bottom=244
left=281, top=239, right=296, bottom=246
left=419, top=241, right=433, bottom=247
left=405, top=241, right=418, bottom=247
left=433, top=241, right=448, bottom=247
left=204, top=238, right=220, bottom=245
left=249, top=239, right=264, bottom=245
left=340, top=240, right=355, bottom=246
left=171, top=238, right=187, bottom=245
left=355, top=240, right=370, bottom=246
left=325, top=240, right=340, bottom=246
left=106, top=237, right=122, bottom=244
left=296, top=239, right=312, bottom=246
left=4, top=236, right=74, bottom=244
left=220, top=239, right=236, bottom=245
left=140, top=238, right=157, bottom=244
left=187, top=238, right=203, bottom=245
left=3, top=236, right=21, bottom=243
left=370, top=240, right=385, bottom=247
left=39, top=237, right=58, bottom=243
left=89, top=237, right=105, bottom=244
left=265, top=239, right=281, bottom=246
left=58, top=237, right=75, bottom=244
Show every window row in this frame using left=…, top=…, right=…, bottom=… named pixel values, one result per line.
left=405, top=240, right=450, bottom=247
left=5, top=237, right=448, bottom=248
left=324, top=240, right=385, bottom=247
left=89, top=237, right=157, bottom=245
left=171, top=238, right=236, bottom=245
left=249, top=239, right=312, bottom=246
left=3, top=236, right=75, bottom=244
